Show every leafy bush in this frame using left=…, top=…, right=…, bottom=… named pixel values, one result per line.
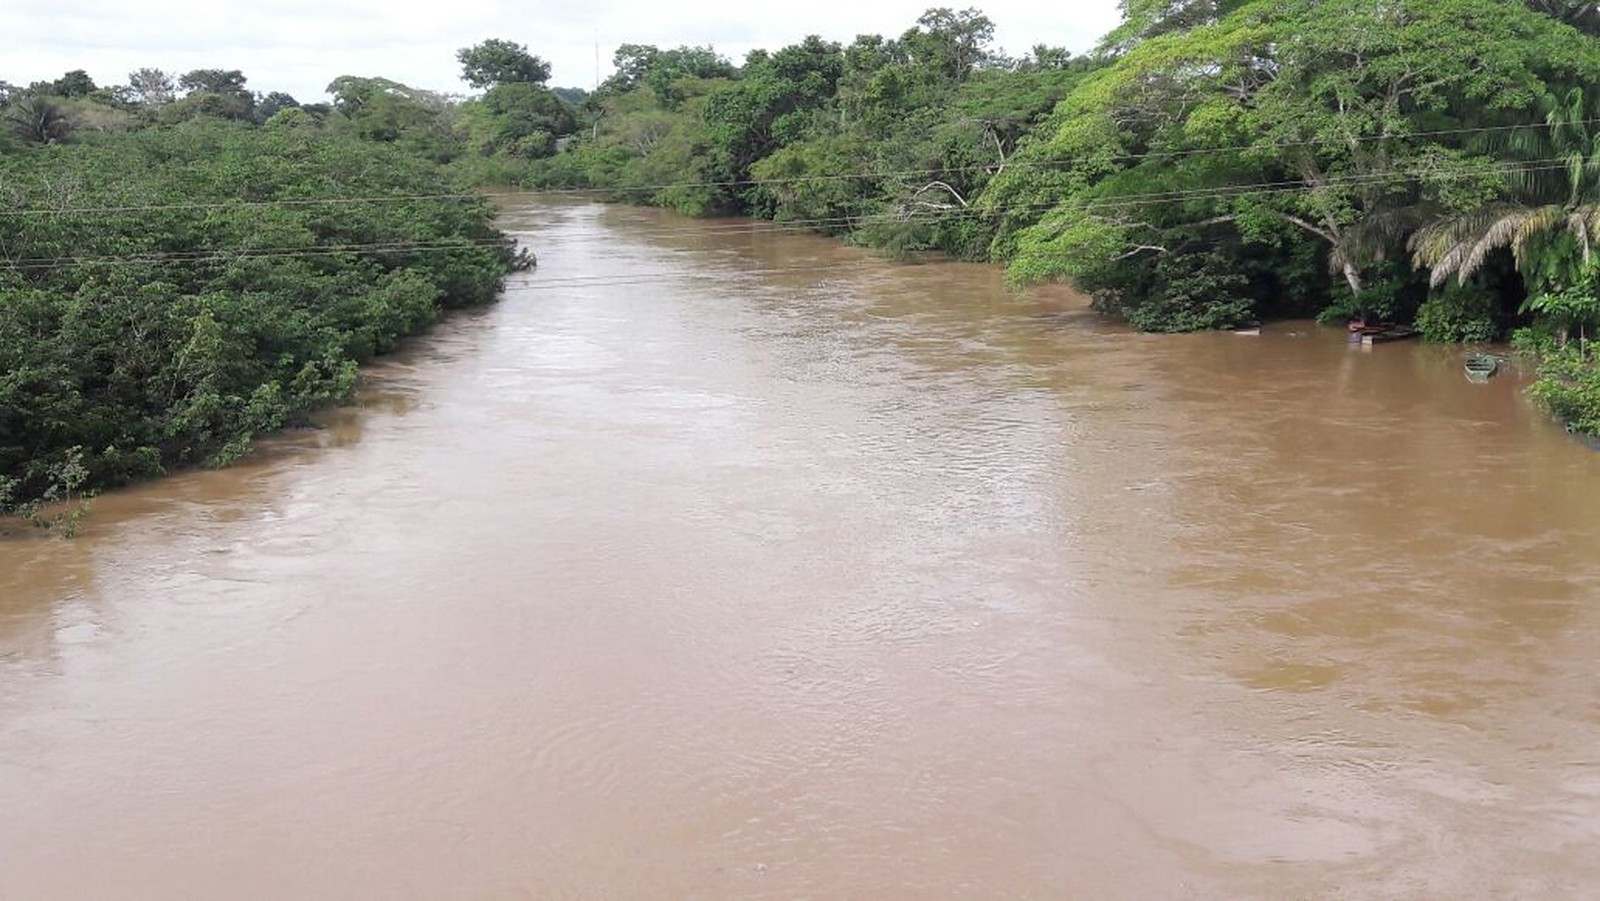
left=1511, top=323, right=1561, bottom=356
left=1090, top=248, right=1255, bottom=332
left=1530, top=347, right=1600, bottom=435
left=1522, top=273, right=1600, bottom=346
left=1416, top=283, right=1499, bottom=342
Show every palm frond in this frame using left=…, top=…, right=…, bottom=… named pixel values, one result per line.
left=1411, top=204, right=1525, bottom=284
left=1430, top=241, right=1474, bottom=288
left=1464, top=210, right=1536, bottom=280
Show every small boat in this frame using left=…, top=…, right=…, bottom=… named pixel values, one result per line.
left=1360, top=326, right=1419, bottom=346
left=1464, top=354, right=1498, bottom=382
left=1347, top=320, right=1409, bottom=343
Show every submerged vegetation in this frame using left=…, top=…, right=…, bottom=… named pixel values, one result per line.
left=5, top=2, right=1600, bottom=514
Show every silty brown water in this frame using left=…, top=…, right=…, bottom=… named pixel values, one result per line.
left=3, top=198, right=1598, bottom=898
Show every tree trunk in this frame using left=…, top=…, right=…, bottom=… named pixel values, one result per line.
left=1342, top=260, right=1364, bottom=296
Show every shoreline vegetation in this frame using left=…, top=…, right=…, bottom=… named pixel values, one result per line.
left=0, top=119, right=527, bottom=520
left=6, top=2, right=1600, bottom=518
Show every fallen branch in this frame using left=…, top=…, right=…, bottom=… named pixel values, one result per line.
left=898, top=180, right=971, bottom=220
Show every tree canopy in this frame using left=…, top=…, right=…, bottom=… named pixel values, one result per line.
left=457, top=39, right=552, bottom=89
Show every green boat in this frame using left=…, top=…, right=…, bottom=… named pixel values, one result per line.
left=1465, top=354, right=1498, bottom=382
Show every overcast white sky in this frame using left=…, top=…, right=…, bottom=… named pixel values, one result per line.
left=8, top=0, right=1125, bottom=101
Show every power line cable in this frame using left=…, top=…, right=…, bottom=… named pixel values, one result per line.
left=0, top=159, right=1578, bottom=271
left=3, top=117, right=1597, bottom=218
left=0, top=237, right=516, bottom=271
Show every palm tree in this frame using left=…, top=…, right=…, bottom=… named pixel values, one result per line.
left=2, top=95, right=74, bottom=144
left=1410, top=88, right=1600, bottom=288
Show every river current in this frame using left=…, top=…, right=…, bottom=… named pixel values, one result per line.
left=3, top=198, right=1598, bottom=898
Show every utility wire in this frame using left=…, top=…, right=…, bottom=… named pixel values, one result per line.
left=0, top=158, right=1579, bottom=272
left=523, top=156, right=1581, bottom=243
left=3, top=117, right=1598, bottom=218
left=0, top=238, right=516, bottom=271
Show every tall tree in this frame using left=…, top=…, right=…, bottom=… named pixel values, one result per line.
left=172, top=69, right=254, bottom=120
left=177, top=68, right=248, bottom=97
left=326, top=76, right=418, bottom=116
left=127, top=68, right=175, bottom=106
left=45, top=70, right=97, bottom=98
left=457, top=39, right=551, bottom=89
left=994, top=0, right=1600, bottom=318
left=1099, top=0, right=1242, bottom=54
left=256, top=91, right=300, bottom=121
left=903, top=7, right=996, bottom=81
left=702, top=35, right=845, bottom=200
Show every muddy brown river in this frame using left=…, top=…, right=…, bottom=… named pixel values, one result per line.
left=3, top=198, right=1600, bottom=898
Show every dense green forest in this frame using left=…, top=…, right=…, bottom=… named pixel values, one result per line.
left=5, top=0, right=1600, bottom=516
left=0, top=67, right=526, bottom=515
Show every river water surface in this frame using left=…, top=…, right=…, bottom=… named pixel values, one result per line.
left=4, top=198, right=1600, bottom=898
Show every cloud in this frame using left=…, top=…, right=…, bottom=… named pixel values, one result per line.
left=8, top=0, right=1122, bottom=100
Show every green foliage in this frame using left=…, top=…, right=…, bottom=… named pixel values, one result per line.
left=1416, top=284, right=1500, bottom=342
left=902, top=7, right=996, bottom=81
left=1527, top=0, right=1600, bottom=35
left=127, top=68, right=176, bottom=107
left=509, top=142, right=636, bottom=189
left=749, top=134, right=877, bottom=231
left=983, top=0, right=1600, bottom=331
left=0, top=445, right=93, bottom=536
left=1519, top=265, right=1600, bottom=434
left=0, top=120, right=520, bottom=506
left=698, top=35, right=847, bottom=209
left=40, top=70, right=98, bottom=98
left=257, top=92, right=299, bottom=121
left=1522, top=270, right=1600, bottom=345
left=1512, top=323, right=1562, bottom=356
left=321, top=77, right=461, bottom=161
left=1531, top=346, right=1600, bottom=434
left=1090, top=247, right=1257, bottom=332
left=604, top=45, right=736, bottom=108
left=1413, top=89, right=1600, bottom=290
left=457, top=83, right=577, bottom=160
left=457, top=39, right=551, bottom=89
left=170, top=69, right=255, bottom=121
left=1311, top=260, right=1433, bottom=325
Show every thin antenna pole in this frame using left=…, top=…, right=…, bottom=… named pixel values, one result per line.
left=593, top=26, right=601, bottom=140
